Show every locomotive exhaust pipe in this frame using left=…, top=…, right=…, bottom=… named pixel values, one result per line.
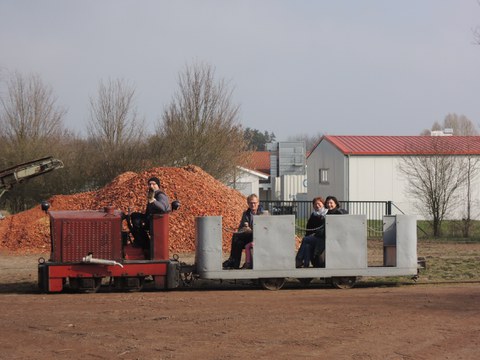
left=82, top=253, right=124, bottom=268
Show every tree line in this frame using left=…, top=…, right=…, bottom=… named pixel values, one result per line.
left=0, top=62, right=275, bottom=214
left=2, top=61, right=479, bottom=239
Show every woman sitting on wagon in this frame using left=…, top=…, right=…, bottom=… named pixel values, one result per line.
left=295, top=197, right=327, bottom=268
left=296, top=195, right=347, bottom=268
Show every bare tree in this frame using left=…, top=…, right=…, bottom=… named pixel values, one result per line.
left=156, top=62, right=248, bottom=181
left=88, top=78, right=146, bottom=186
left=0, top=72, right=65, bottom=161
left=399, top=137, right=471, bottom=237
left=418, top=115, right=479, bottom=237
left=0, top=71, right=68, bottom=212
left=443, top=113, right=478, bottom=135
left=421, top=114, right=478, bottom=136
left=287, top=132, right=323, bottom=153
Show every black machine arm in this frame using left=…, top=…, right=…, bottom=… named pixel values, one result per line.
left=0, top=156, right=64, bottom=199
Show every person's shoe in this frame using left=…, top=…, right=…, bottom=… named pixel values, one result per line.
left=295, top=259, right=303, bottom=268
left=222, top=259, right=234, bottom=269
left=241, top=262, right=252, bottom=269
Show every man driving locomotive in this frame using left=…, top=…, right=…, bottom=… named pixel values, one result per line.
left=129, top=176, right=170, bottom=248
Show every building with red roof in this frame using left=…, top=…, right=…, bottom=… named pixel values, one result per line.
left=307, top=135, right=480, bottom=218
left=249, top=151, right=271, bottom=176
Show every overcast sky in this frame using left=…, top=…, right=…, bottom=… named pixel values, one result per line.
left=1, top=1, right=479, bottom=141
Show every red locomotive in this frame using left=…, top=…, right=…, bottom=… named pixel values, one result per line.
left=38, top=202, right=182, bottom=293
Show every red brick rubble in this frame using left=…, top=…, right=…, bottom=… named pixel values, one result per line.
left=0, top=165, right=249, bottom=254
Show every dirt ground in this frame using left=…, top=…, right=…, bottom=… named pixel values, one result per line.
left=0, top=251, right=479, bottom=360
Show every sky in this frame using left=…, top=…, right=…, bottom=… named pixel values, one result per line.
left=1, top=1, right=479, bottom=141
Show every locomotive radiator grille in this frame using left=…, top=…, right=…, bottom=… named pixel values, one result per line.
left=61, top=220, right=115, bottom=262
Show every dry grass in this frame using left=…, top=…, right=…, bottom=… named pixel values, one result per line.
left=366, top=239, right=480, bottom=284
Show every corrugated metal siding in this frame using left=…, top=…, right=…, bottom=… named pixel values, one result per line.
left=326, top=135, right=480, bottom=155
left=271, top=174, right=307, bottom=201
left=278, top=142, right=306, bottom=175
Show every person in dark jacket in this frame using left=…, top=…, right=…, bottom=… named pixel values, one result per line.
left=305, top=197, right=327, bottom=236
left=296, top=195, right=348, bottom=268
left=129, top=176, right=170, bottom=249
left=223, top=194, right=264, bottom=269
left=296, top=197, right=327, bottom=268
left=324, top=195, right=348, bottom=215
left=311, top=195, right=348, bottom=266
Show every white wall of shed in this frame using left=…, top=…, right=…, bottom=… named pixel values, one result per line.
left=229, top=172, right=259, bottom=197
left=348, top=155, right=480, bottom=220
left=271, top=174, right=307, bottom=201
left=348, top=156, right=411, bottom=214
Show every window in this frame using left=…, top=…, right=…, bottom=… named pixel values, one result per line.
left=319, top=168, right=329, bottom=184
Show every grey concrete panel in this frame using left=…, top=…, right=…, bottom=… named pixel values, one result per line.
left=395, top=215, right=417, bottom=268
left=252, top=215, right=296, bottom=270
left=325, top=215, right=367, bottom=269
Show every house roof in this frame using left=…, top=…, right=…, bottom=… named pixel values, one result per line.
left=237, top=166, right=269, bottom=179
left=249, top=151, right=270, bottom=175
left=315, top=135, right=480, bottom=156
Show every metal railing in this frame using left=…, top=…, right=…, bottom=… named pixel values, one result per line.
left=261, top=200, right=392, bottom=238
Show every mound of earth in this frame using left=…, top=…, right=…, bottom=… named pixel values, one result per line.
left=0, top=165, right=248, bottom=254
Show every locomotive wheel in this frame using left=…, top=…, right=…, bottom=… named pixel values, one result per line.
left=113, top=276, right=145, bottom=292
left=259, top=278, right=285, bottom=291
left=331, top=276, right=357, bottom=289
left=69, top=277, right=102, bottom=293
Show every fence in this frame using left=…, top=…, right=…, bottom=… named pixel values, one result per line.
left=261, top=200, right=392, bottom=238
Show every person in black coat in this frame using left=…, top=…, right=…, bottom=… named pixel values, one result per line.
left=223, top=194, right=264, bottom=269
left=310, top=195, right=349, bottom=266
left=305, top=196, right=327, bottom=236
left=296, top=197, right=327, bottom=268
left=324, top=195, right=348, bottom=215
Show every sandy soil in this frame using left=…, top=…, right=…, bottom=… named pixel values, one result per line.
left=0, top=252, right=479, bottom=360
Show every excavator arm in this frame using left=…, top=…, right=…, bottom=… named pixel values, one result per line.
left=0, top=156, right=64, bottom=199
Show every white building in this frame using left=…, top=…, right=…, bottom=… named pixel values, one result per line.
left=307, top=135, right=480, bottom=219
left=267, top=141, right=307, bottom=201
left=228, top=166, right=269, bottom=197
left=228, top=143, right=308, bottom=201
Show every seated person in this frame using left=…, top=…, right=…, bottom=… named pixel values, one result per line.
left=324, top=195, right=348, bottom=215
left=223, top=194, right=264, bottom=269
left=127, top=177, right=171, bottom=249
left=296, top=195, right=348, bottom=268
left=296, top=197, right=327, bottom=268
left=305, top=196, right=327, bottom=236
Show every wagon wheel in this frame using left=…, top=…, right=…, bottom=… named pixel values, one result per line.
left=331, top=276, right=357, bottom=289
left=259, top=278, right=285, bottom=291
left=298, top=278, right=313, bottom=286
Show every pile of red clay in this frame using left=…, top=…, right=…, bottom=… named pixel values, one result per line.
left=0, top=165, right=248, bottom=254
